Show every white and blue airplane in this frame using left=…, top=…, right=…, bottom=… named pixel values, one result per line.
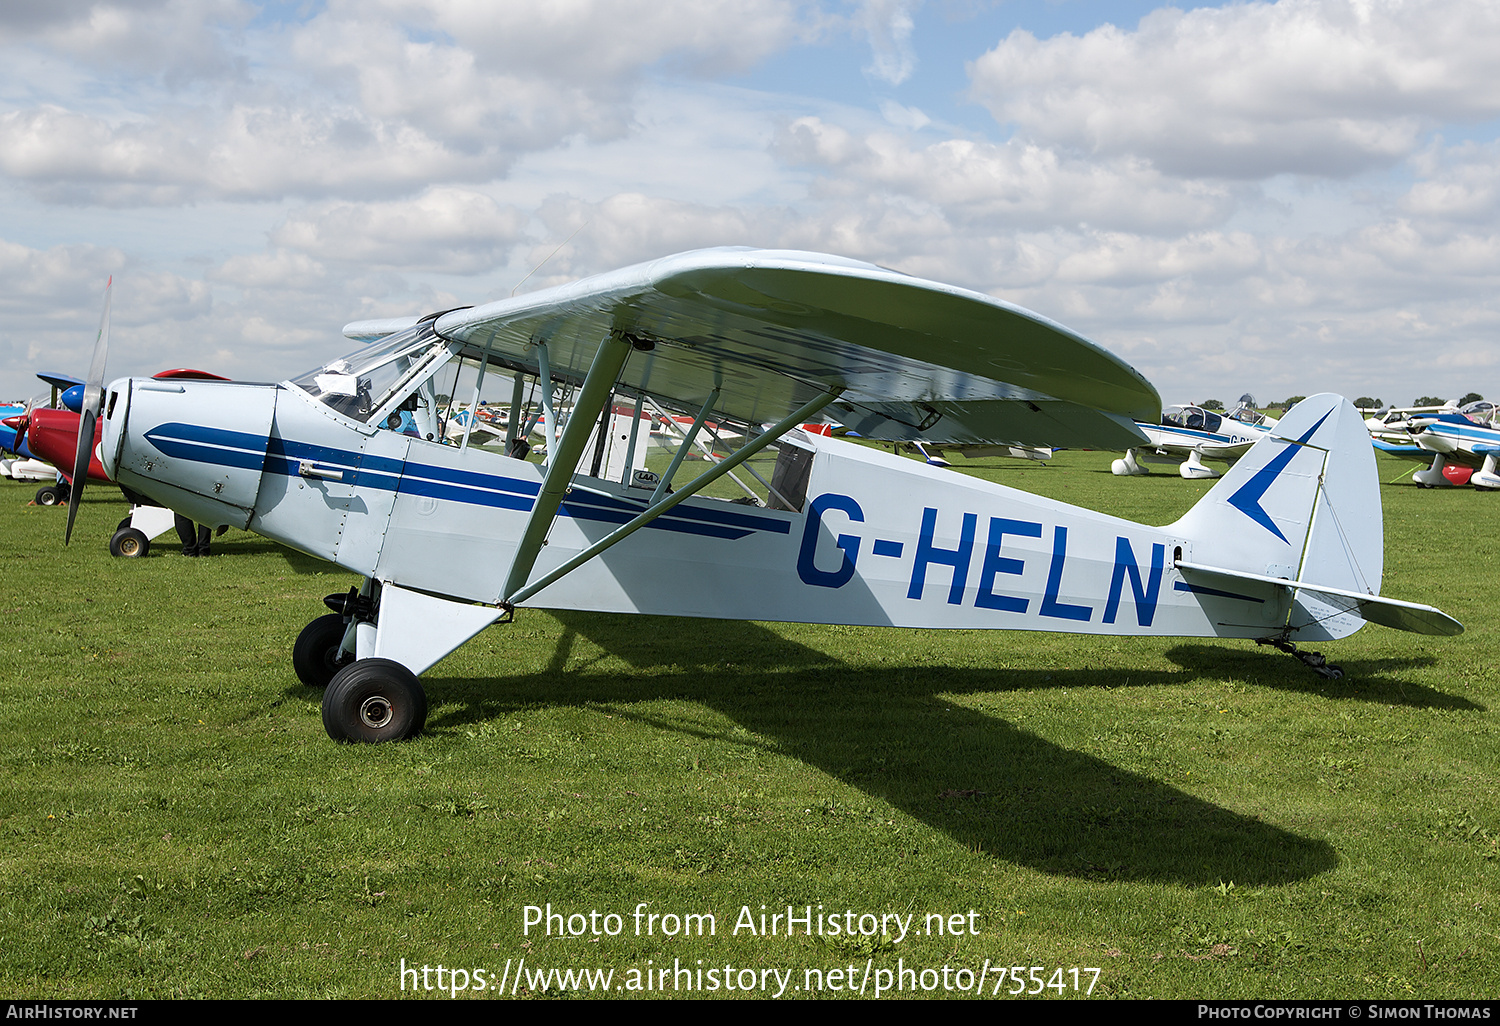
left=1399, top=408, right=1500, bottom=490
left=1112, top=395, right=1278, bottom=479
left=70, top=249, right=1459, bottom=742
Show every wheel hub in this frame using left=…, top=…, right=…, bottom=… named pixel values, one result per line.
left=359, top=696, right=393, bottom=729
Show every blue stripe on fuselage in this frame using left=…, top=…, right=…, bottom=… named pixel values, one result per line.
left=144, top=423, right=787, bottom=541
left=145, top=422, right=270, bottom=471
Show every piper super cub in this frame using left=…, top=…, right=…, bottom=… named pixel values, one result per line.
left=80, top=249, right=1459, bottom=742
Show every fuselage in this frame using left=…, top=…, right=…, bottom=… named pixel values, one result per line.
left=1408, top=413, right=1500, bottom=461
left=97, top=370, right=1368, bottom=641
left=1134, top=404, right=1273, bottom=459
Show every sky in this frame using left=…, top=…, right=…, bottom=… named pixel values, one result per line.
left=3, top=0, right=1499, bottom=409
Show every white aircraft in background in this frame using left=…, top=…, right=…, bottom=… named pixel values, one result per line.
left=68, top=250, right=1457, bottom=743
left=1397, top=406, right=1500, bottom=490
left=1365, top=400, right=1498, bottom=488
left=1112, top=395, right=1278, bottom=479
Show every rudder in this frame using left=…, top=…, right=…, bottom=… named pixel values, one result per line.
left=1171, top=394, right=1381, bottom=641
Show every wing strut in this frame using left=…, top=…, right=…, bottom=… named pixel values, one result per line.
left=536, top=342, right=559, bottom=467
left=458, top=352, right=490, bottom=452
left=504, top=386, right=844, bottom=607
left=651, top=387, right=719, bottom=504
left=501, top=336, right=633, bottom=602
left=504, top=372, right=525, bottom=451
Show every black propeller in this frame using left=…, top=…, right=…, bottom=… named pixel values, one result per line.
left=64, top=277, right=112, bottom=546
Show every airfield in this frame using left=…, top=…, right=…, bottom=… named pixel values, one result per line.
left=1, top=449, right=1495, bottom=1000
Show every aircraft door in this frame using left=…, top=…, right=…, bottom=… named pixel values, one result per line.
left=251, top=389, right=406, bottom=568
left=334, top=427, right=409, bottom=571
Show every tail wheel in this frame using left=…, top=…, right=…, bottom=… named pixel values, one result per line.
left=322, top=658, right=427, bottom=743
left=293, top=614, right=354, bottom=688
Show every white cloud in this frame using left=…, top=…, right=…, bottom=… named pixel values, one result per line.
left=0, top=0, right=818, bottom=206
left=0, top=101, right=496, bottom=204
left=528, top=192, right=774, bottom=282
left=1402, top=141, right=1500, bottom=224
left=878, top=98, right=930, bottom=131
left=0, top=239, right=123, bottom=318
left=1055, top=232, right=1264, bottom=288
left=5, top=1, right=1500, bottom=407
left=336, top=0, right=809, bottom=81
left=969, top=0, right=1500, bottom=178
left=0, top=239, right=219, bottom=391
left=1, top=0, right=252, bottom=87
left=212, top=249, right=328, bottom=290
left=774, top=116, right=1236, bottom=234
left=854, top=0, right=920, bottom=85
left=271, top=188, right=528, bottom=272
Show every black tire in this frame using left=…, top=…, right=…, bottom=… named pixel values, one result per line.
left=35, top=485, right=64, bottom=506
left=293, top=614, right=353, bottom=688
left=322, top=658, right=427, bottom=743
left=117, top=516, right=133, bottom=532
left=109, top=527, right=149, bottom=558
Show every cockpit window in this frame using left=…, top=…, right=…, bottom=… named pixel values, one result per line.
left=290, top=324, right=438, bottom=423
left=1462, top=401, right=1495, bottom=424
left=1162, top=406, right=1221, bottom=432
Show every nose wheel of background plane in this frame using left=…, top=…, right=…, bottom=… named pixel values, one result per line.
left=35, top=483, right=69, bottom=506
left=321, top=658, right=427, bottom=743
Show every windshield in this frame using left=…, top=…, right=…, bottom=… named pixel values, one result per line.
left=290, top=324, right=439, bottom=422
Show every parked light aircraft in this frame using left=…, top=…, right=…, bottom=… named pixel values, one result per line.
left=2, top=372, right=86, bottom=488
left=1399, top=410, right=1500, bottom=490
left=0, top=402, right=27, bottom=455
left=71, top=250, right=1460, bottom=743
left=12, top=328, right=224, bottom=553
left=1365, top=401, right=1499, bottom=488
left=0, top=404, right=54, bottom=484
left=1112, top=395, right=1278, bottom=479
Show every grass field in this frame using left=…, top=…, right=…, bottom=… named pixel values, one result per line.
left=1, top=451, right=1496, bottom=1000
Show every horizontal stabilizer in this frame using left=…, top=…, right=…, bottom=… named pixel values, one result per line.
left=1177, top=559, right=1463, bottom=637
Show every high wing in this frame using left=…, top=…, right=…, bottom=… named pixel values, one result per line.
left=345, top=248, right=1158, bottom=450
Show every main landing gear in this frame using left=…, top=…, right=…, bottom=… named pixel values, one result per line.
left=35, top=482, right=70, bottom=506
left=293, top=613, right=354, bottom=687
left=293, top=579, right=508, bottom=743
left=294, top=584, right=429, bottom=743
left=322, top=658, right=428, bottom=743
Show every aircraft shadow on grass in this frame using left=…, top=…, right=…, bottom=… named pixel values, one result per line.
left=393, top=611, right=1476, bottom=887
left=1164, top=644, right=1478, bottom=711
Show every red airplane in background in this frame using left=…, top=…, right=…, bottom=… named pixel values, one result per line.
left=7, top=369, right=229, bottom=555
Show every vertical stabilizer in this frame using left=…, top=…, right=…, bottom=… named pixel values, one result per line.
left=1171, top=395, right=1382, bottom=641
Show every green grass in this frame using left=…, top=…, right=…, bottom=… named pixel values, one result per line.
left=1, top=453, right=1496, bottom=999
